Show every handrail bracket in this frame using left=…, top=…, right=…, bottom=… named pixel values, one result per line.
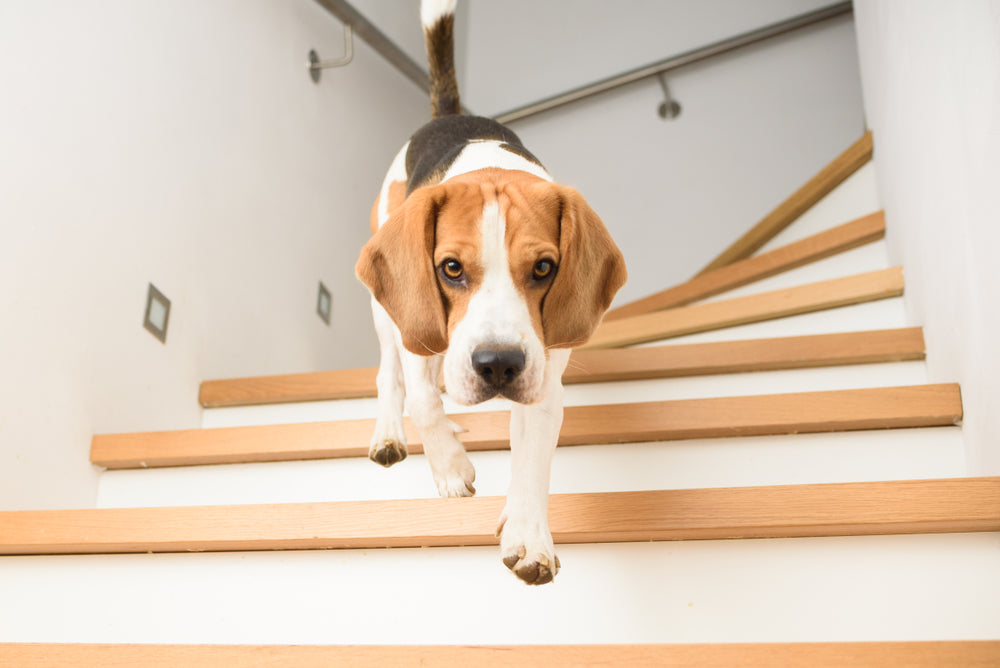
left=309, top=23, right=354, bottom=83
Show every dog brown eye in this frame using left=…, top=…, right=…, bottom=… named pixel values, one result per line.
left=441, top=259, right=464, bottom=280
left=533, top=259, right=554, bottom=280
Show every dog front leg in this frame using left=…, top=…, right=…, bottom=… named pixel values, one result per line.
left=497, top=348, right=571, bottom=585
left=399, top=349, right=476, bottom=498
left=368, top=299, right=408, bottom=467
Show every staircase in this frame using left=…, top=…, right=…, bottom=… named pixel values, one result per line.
left=2, top=133, right=998, bottom=666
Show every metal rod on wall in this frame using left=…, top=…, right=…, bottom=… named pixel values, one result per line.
left=493, top=1, right=852, bottom=124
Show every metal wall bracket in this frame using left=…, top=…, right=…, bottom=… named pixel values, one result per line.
left=657, top=73, right=681, bottom=120
left=309, top=23, right=354, bottom=83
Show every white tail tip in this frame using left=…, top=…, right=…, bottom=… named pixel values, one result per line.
left=421, top=0, right=457, bottom=30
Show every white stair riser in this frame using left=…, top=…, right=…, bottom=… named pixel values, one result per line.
left=200, top=359, right=928, bottom=429
left=696, top=240, right=889, bottom=304
left=648, top=296, right=910, bottom=347
left=97, top=427, right=965, bottom=507
left=2, top=533, right=997, bottom=645
left=755, top=162, right=881, bottom=254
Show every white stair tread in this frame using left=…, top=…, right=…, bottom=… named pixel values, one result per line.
left=2, top=532, right=997, bottom=645
left=97, top=426, right=965, bottom=507
left=200, top=359, right=927, bottom=429
left=755, top=161, right=881, bottom=255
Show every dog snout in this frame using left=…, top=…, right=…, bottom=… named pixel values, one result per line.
left=471, top=345, right=526, bottom=389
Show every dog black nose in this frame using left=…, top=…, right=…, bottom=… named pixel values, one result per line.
left=471, top=346, right=526, bottom=389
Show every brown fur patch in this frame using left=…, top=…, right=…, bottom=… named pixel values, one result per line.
left=425, top=15, right=460, bottom=118
left=358, top=169, right=625, bottom=355
left=357, top=187, right=449, bottom=355
left=429, top=181, right=490, bottom=337
left=431, top=171, right=562, bottom=346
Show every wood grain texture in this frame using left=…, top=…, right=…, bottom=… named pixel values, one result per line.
left=1, top=476, right=997, bottom=555
left=584, top=267, right=904, bottom=350
left=3, top=642, right=998, bottom=667
left=696, top=130, right=874, bottom=275
left=200, top=366, right=379, bottom=407
left=197, top=327, right=924, bottom=407
left=565, top=328, right=925, bottom=383
left=605, top=211, right=886, bottom=321
left=91, top=383, right=959, bottom=469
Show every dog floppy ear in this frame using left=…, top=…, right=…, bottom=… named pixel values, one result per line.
left=356, top=186, right=448, bottom=356
left=541, top=186, right=627, bottom=348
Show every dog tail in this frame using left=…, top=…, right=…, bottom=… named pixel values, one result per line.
left=421, top=0, right=460, bottom=118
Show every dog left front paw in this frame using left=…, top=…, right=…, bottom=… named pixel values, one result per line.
left=496, top=515, right=560, bottom=585
left=431, top=454, right=476, bottom=497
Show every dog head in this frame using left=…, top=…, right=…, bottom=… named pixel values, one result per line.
left=356, top=169, right=626, bottom=405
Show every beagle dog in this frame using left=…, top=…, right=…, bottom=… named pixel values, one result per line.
left=355, top=0, right=626, bottom=585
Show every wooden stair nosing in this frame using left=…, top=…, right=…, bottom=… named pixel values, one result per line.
left=1, top=476, right=997, bottom=555
left=583, top=266, right=904, bottom=350
left=605, top=210, right=886, bottom=321
left=566, top=327, right=925, bottom=383
left=696, top=130, right=874, bottom=276
left=2, top=641, right=998, bottom=667
left=92, top=383, right=961, bottom=470
left=198, top=327, right=925, bottom=408
left=199, top=366, right=380, bottom=407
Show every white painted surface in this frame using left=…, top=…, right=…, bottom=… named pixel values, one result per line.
left=493, top=9, right=867, bottom=305
left=697, top=240, right=890, bottom=304
left=2, top=533, right=998, bottom=644
left=615, top=160, right=884, bottom=304
left=853, top=0, right=1000, bottom=474
left=755, top=162, right=881, bottom=254
left=0, top=0, right=427, bottom=510
left=639, top=296, right=910, bottom=347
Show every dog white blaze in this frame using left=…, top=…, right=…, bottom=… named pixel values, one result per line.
left=443, top=202, right=546, bottom=405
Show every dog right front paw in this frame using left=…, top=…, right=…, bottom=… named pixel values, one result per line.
left=369, top=438, right=407, bottom=467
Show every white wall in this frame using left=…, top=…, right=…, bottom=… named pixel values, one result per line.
left=0, top=0, right=427, bottom=510
left=853, top=0, right=1000, bottom=474
left=463, top=0, right=868, bottom=303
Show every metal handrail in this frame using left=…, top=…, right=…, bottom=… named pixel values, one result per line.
left=312, top=0, right=852, bottom=124
left=493, top=1, right=852, bottom=124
